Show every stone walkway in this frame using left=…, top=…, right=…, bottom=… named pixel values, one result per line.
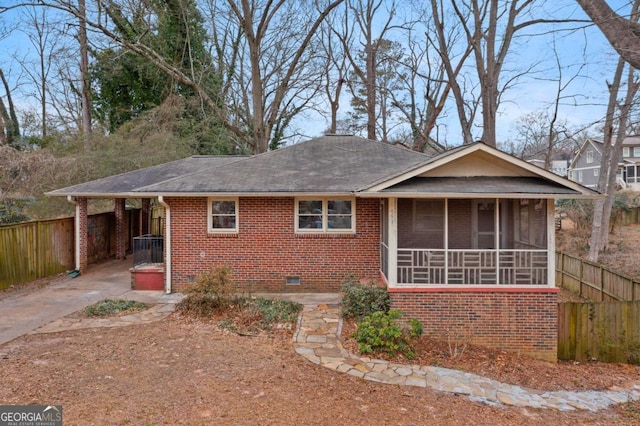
left=293, top=304, right=640, bottom=412
left=33, top=303, right=179, bottom=334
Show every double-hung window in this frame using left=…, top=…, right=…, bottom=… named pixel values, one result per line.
left=296, top=198, right=355, bottom=233
left=208, top=198, right=238, bottom=233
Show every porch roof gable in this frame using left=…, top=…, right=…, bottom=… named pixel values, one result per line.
left=360, top=142, right=599, bottom=198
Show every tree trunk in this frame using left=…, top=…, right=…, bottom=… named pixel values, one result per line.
left=588, top=0, right=640, bottom=262
left=577, top=0, right=640, bottom=70
left=79, top=0, right=92, bottom=152
left=365, top=41, right=376, bottom=140
left=0, top=69, right=19, bottom=147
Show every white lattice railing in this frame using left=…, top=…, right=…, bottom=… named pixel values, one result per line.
left=396, top=249, right=548, bottom=286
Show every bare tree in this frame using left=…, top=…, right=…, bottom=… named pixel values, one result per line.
left=216, top=0, right=345, bottom=152
left=18, top=6, right=60, bottom=139
left=317, top=4, right=352, bottom=134
left=339, top=0, right=397, bottom=141
left=78, top=0, right=91, bottom=151
left=2, top=0, right=343, bottom=154
left=576, top=0, right=640, bottom=70
left=428, top=0, right=571, bottom=147
left=0, top=68, right=20, bottom=146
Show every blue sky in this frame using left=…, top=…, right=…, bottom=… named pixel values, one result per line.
left=0, top=0, right=635, bottom=147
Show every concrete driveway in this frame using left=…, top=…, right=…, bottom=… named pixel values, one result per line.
left=0, top=259, right=180, bottom=346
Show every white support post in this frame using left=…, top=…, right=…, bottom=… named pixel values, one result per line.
left=388, top=198, right=398, bottom=287
left=547, top=199, right=556, bottom=287
left=444, top=199, right=448, bottom=285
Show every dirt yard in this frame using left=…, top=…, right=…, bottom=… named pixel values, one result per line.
left=0, top=314, right=640, bottom=425
left=2, top=223, right=640, bottom=424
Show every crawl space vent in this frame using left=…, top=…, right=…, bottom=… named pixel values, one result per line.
left=285, top=276, right=301, bottom=285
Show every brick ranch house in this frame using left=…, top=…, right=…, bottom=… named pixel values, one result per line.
left=48, top=135, right=598, bottom=361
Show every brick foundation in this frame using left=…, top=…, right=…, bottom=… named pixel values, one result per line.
left=390, top=288, right=558, bottom=361
left=167, top=197, right=381, bottom=293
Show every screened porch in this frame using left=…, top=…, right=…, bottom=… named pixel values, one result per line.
left=380, top=198, right=554, bottom=287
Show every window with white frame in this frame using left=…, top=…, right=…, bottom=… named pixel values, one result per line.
left=208, top=198, right=238, bottom=233
left=296, top=198, right=354, bottom=233
left=586, top=150, right=594, bottom=163
left=634, top=147, right=640, bottom=157
left=578, top=170, right=583, bottom=182
left=594, top=168, right=599, bottom=177
left=624, top=147, right=630, bottom=157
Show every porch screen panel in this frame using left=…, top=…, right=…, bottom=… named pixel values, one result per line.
left=397, top=199, right=444, bottom=249
left=397, top=199, right=445, bottom=285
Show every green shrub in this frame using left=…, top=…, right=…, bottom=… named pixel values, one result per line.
left=84, top=299, right=148, bottom=317
left=353, top=310, right=408, bottom=357
left=252, top=298, right=302, bottom=324
left=407, top=318, right=424, bottom=338
left=340, top=275, right=390, bottom=320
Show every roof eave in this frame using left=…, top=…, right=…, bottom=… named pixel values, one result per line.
left=356, top=191, right=601, bottom=199
left=47, top=191, right=358, bottom=198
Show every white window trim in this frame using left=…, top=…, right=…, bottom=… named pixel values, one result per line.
left=624, top=147, right=630, bottom=157
left=295, top=197, right=356, bottom=234
left=586, top=150, right=593, bottom=164
left=207, top=197, right=239, bottom=233
left=594, top=168, right=599, bottom=177
left=634, top=147, right=640, bottom=157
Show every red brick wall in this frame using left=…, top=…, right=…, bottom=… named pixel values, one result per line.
left=114, top=198, right=126, bottom=260
left=167, top=197, right=381, bottom=292
left=390, top=289, right=558, bottom=361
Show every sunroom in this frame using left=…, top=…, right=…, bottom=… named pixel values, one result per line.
left=379, top=196, right=553, bottom=288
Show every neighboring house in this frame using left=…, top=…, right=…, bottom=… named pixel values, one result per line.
left=48, top=135, right=597, bottom=361
left=551, top=160, right=568, bottom=177
left=526, top=159, right=568, bottom=178
left=568, top=136, right=640, bottom=190
left=621, top=136, right=640, bottom=190
left=568, top=139, right=604, bottom=189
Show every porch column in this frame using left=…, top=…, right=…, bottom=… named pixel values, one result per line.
left=388, top=198, right=398, bottom=286
left=76, top=197, right=88, bottom=274
left=547, top=199, right=556, bottom=286
left=141, top=198, right=151, bottom=235
left=115, top=198, right=127, bottom=260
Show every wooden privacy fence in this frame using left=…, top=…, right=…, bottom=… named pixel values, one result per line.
left=558, top=301, right=640, bottom=363
left=556, top=251, right=640, bottom=362
left=555, top=251, right=640, bottom=302
left=0, top=218, right=75, bottom=290
left=0, top=210, right=140, bottom=291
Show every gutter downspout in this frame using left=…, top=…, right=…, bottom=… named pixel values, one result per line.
left=67, top=196, right=81, bottom=271
left=158, top=196, right=171, bottom=294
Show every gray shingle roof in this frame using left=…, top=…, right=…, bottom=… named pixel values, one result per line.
left=47, top=156, right=246, bottom=196
left=135, top=135, right=430, bottom=194
left=47, top=135, right=596, bottom=198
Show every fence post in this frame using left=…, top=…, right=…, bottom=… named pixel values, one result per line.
left=600, top=265, right=604, bottom=302
left=579, top=257, right=584, bottom=297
